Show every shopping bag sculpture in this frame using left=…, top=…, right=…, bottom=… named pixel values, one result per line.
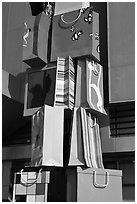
left=51, top=7, right=100, bottom=61
left=23, top=11, right=51, bottom=67
left=22, top=2, right=105, bottom=175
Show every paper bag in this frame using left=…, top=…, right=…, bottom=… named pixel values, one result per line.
left=23, top=12, right=51, bottom=67
left=12, top=169, right=50, bottom=202
left=68, top=108, right=85, bottom=166
left=54, top=56, right=75, bottom=109
left=75, top=58, right=106, bottom=117
left=31, top=108, right=44, bottom=166
left=3, top=2, right=32, bottom=76
left=80, top=107, right=104, bottom=168
left=23, top=65, right=57, bottom=116
left=51, top=7, right=100, bottom=61
left=31, top=105, right=71, bottom=167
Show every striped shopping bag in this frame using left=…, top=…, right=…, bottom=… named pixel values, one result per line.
left=68, top=108, right=85, bottom=166
left=54, top=56, right=75, bottom=109
left=80, top=107, right=104, bottom=168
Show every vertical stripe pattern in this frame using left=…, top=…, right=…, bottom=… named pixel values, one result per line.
left=80, top=107, right=104, bottom=168
left=54, top=56, right=75, bottom=109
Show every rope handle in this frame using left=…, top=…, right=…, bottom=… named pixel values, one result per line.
left=93, top=170, right=109, bottom=188
left=37, top=110, right=43, bottom=123
left=61, top=8, right=83, bottom=24
left=60, top=6, right=89, bottom=25
left=93, top=63, right=100, bottom=76
left=89, top=115, right=97, bottom=128
left=89, top=60, right=100, bottom=76
left=19, top=168, right=42, bottom=186
left=23, top=22, right=31, bottom=47
left=45, top=2, right=53, bottom=16
left=32, top=114, right=35, bottom=127
left=32, top=110, right=43, bottom=126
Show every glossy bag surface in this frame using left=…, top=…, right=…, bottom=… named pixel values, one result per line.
left=3, top=2, right=31, bottom=76
left=31, top=108, right=44, bottom=167
left=75, top=58, right=106, bottom=117
left=12, top=169, right=50, bottom=202
left=31, top=105, right=73, bottom=167
left=23, top=65, right=57, bottom=116
left=23, top=12, right=51, bottom=67
left=51, top=7, right=100, bottom=61
left=68, top=107, right=104, bottom=168
left=54, top=56, right=75, bottom=109
left=80, top=107, right=104, bottom=168
left=86, top=59, right=106, bottom=115
left=68, top=108, right=85, bottom=166
left=12, top=167, right=67, bottom=202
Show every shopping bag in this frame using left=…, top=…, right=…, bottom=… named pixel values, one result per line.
left=54, top=56, right=75, bottom=109
left=68, top=108, right=85, bottom=166
left=3, top=2, right=31, bottom=76
left=12, top=168, right=50, bottom=202
left=23, top=57, right=75, bottom=117
left=23, top=11, right=51, bottom=67
left=80, top=107, right=104, bottom=168
left=23, top=65, right=57, bottom=116
left=75, top=58, right=106, bottom=117
left=31, top=109, right=44, bottom=166
left=51, top=7, right=100, bottom=61
left=86, top=59, right=106, bottom=114
left=31, top=105, right=70, bottom=167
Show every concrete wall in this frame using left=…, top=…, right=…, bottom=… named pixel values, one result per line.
left=107, top=2, right=135, bottom=103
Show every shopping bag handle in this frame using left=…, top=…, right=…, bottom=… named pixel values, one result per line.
left=89, top=116, right=97, bottom=128
left=60, top=7, right=89, bottom=24
left=93, top=170, right=109, bottom=188
left=19, top=168, right=42, bottom=186
left=32, top=110, right=43, bottom=126
left=61, top=9, right=82, bottom=24
left=23, top=22, right=31, bottom=47
left=88, top=60, right=100, bottom=76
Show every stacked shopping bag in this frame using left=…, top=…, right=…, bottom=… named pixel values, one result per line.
left=68, top=59, right=106, bottom=168
left=24, top=3, right=105, bottom=169
left=12, top=3, right=116, bottom=202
